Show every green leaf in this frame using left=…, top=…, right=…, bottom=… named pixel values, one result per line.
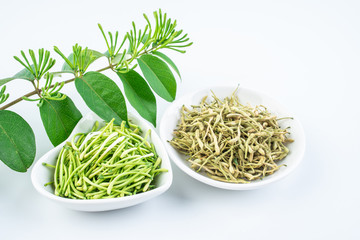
left=0, top=110, right=36, bottom=172
left=104, top=50, right=129, bottom=66
left=75, top=71, right=128, bottom=125
left=137, top=54, right=177, bottom=102
left=152, top=51, right=181, bottom=80
left=13, top=65, right=36, bottom=80
left=0, top=77, right=15, bottom=87
left=117, top=70, right=157, bottom=126
left=0, top=67, right=35, bottom=86
left=91, top=50, right=106, bottom=59
left=104, top=50, right=110, bottom=58
left=61, top=49, right=105, bottom=72
left=39, top=95, right=82, bottom=146
left=62, top=54, right=74, bottom=71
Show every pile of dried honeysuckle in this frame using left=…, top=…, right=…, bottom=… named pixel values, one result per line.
left=170, top=90, right=294, bottom=183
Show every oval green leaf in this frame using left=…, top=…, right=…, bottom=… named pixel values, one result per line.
left=0, top=67, right=35, bottom=86
left=137, top=54, right=177, bottom=102
left=152, top=51, right=181, bottom=80
left=117, top=70, right=157, bottom=126
left=75, top=71, right=128, bottom=125
left=39, top=95, right=82, bottom=146
left=13, top=67, right=35, bottom=81
left=0, top=110, right=36, bottom=172
left=0, top=77, right=15, bottom=87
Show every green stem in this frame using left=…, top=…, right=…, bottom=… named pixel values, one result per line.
left=31, top=81, right=42, bottom=98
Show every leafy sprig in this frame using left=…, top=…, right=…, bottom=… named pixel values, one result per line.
left=99, top=9, right=193, bottom=73
left=0, top=9, right=192, bottom=173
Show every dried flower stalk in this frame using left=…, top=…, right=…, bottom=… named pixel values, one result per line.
left=170, top=90, right=294, bottom=183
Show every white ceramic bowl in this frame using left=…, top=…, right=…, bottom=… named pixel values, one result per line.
left=31, top=112, right=173, bottom=212
left=159, top=86, right=305, bottom=190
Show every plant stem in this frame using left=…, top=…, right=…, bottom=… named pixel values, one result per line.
left=0, top=65, right=112, bottom=110
left=31, top=81, right=41, bottom=98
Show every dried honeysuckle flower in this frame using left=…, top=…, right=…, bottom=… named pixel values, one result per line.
left=170, top=89, right=294, bottom=183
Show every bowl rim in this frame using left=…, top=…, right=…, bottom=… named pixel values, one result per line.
left=159, top=85, right=306, bottom=190
left=31, top=112, right=173, bottom=206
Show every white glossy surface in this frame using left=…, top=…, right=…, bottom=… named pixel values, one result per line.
left=1, top=1, right=359, bottom=239
left=160, top=86, right=305, bottom=190
left=31, top=112, right=172, bottom=212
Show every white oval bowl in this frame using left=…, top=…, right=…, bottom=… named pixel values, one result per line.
left=31, top=112, right=173, bottom=212
left=159, top=86, right=305, bottom=190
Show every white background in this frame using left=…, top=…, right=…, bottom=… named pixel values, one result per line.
left=0, top=0, right=359, bottom=239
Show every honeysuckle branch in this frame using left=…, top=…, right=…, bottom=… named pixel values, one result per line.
left=0, top=9, right=192, bottom=110
left=0, top=9, right=192, bottom=174
left=0, top=65, right=112, bottom=110
left=0, top=38, right=187, bottom=110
